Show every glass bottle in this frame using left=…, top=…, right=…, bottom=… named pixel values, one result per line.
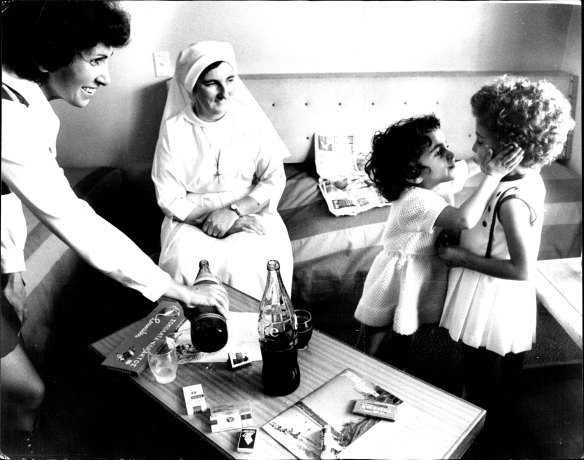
left=184, top=260, right=228, bottom=353
left=258, top=260, right=300, bottom=396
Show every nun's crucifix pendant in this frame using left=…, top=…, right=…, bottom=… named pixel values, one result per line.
left=214, top=150, right=222, bottom=181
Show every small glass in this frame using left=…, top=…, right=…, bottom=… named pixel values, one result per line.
left=148, top=336, right=178, bottom=384
left=295, top=309, right=313, bottom=350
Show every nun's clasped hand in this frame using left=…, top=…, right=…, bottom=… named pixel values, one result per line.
left=226, top=215, right=265, bottom=237
left=201, top=207, right=239, bottom=238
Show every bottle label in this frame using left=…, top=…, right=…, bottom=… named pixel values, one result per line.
left=259, top=315, right=284, bottom=338
left=194, top=275, right=217, bottom=284
left=195, top=312, right=225, bottom=321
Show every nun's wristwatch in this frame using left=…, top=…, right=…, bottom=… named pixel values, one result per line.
left=230, top=203, right=243, bottom=217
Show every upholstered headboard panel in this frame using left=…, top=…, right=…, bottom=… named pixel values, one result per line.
left=242, top=71, right=576, bottom=163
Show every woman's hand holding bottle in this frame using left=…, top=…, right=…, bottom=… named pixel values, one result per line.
left=166, top=278, right=229, bottom=317
left=187, top=283, right=229, bottom=317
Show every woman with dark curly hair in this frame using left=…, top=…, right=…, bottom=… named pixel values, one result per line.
left=439, top=76, right=575, bottom=412
left=1, top=1, right=227, bottom=452
left=353, top=114, right=522, bottom=368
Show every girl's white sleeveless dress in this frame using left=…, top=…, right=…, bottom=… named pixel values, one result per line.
left=440, top=173, right=545, bottom=356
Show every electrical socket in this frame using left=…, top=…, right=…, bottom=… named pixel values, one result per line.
left=153, top=51, right=172, bottom=78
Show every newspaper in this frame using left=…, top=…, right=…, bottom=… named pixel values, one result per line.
left=315, top=134, right=390, bottom=217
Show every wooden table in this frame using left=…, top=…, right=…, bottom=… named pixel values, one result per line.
left=90, top=285, right=485, bottom=459
left=536, top=257, right=582, bottom=349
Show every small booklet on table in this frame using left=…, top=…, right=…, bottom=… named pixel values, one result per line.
left=101, top=299, right=186, bottom=376
left=262, top=368, right=413, bottom=459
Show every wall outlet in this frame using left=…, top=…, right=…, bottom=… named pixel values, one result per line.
left=153, top=51, right=172, bottom=78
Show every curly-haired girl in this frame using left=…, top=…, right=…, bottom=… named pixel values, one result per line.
left=354, top=114, right=522, bottom=368
left=439, top=76, right=575, bottom=411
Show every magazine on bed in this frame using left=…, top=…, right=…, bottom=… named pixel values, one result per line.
left=315, top=134, right=390, bottom=217
left=262, top=368, right=413, bottom=459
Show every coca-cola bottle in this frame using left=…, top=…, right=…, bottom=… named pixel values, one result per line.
left=258, top=260, right=300, bottom=396
left=184, top=260, right=228, bottom=353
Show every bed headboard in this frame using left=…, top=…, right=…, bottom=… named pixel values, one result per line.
left=242, top=71, right=577, bottom=164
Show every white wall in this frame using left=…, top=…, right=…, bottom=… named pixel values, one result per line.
left=562, top=8, right=582, bottom=176
left=52, top=1, right=581, bottom=173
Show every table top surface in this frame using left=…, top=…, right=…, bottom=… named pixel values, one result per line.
left=90, top=285, right=485, bottom=459
left=536, top=258, right=582, bottom=314
left=535, top=257, right=582, bottom=349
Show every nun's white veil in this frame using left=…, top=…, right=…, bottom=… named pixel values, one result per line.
left=162, top=41, right=289, bottom=159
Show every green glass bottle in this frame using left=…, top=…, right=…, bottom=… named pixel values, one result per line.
left=185, top=260, right=228, bottom=353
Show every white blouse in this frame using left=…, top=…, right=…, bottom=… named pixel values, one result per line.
left=1, top=70, right=170, bottom=301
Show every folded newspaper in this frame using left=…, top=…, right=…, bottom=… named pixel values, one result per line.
left=315, top=134, right=390, bottom=217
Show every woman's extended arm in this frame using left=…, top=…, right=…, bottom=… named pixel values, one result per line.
left=165, top=278, right=228, bottom=316
left=2, top=107, right=227, bottom=311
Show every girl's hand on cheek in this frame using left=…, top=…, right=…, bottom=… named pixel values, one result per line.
left=484, top=143, right=524, bottom=178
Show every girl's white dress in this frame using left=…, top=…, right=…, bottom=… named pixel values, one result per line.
left=152, top=101, right=293, bottom=300
left=440, top=174, right=545, bottom=356
left=354, top=166, right=466, bottom=335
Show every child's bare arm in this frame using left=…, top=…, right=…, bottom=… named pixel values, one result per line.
left=435, top=145, right=523, bottom=230
left=438, top=199, right=535, bottom=280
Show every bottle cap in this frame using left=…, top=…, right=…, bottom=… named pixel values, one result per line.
left=267, top=260, right=280, bottom=270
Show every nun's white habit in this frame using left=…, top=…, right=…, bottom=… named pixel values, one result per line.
left=152, top=41, right=293, bottom=299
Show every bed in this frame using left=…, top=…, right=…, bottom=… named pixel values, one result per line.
left=242, top=71, right=582, bottom=343
left=277, top=159, right=581, bottom=342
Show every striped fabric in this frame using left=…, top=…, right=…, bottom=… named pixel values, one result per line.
left=21, top=167, right=127, bottom=371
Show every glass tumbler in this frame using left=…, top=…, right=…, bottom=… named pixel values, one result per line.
left=295, top=309, right=313, bottom=350
left=147, top=336, right=178, bottom=384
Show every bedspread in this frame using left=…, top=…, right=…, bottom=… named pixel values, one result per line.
left=20, top=167, right=146, bottom=374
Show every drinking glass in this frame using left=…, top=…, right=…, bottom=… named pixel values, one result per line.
left=148, top=336, right=178, bottom=384
left=295, top=309, right=313, bottom=350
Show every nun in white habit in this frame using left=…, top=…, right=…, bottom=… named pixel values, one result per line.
left=152, top=41, right=293, bottom=300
